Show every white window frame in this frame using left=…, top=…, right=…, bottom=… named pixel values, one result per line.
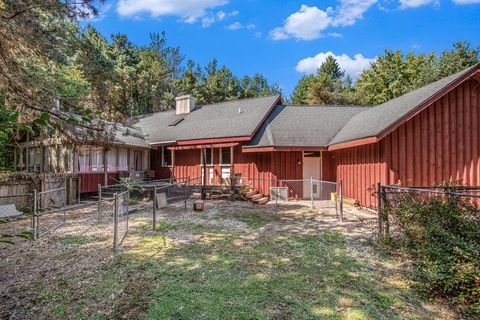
left=91, top=148, right=104, bottom=173
left=219, top=147, right=233, bottom=166
left=161, top=146, right=173, bottom=167
left=221, top=167, right=231, bottom=179
left=200, top=148, right=214, bottom=166
left=118, top=148, right=128, bottom=172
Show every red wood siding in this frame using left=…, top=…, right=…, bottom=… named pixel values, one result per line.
left=79, top=172, right=118, bottom=193
left=151, top=145, right=303, bottom=196
left=334, top=79, right=480, bottom=207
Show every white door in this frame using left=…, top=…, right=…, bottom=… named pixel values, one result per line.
left=303, top=152, right=321, bottom=199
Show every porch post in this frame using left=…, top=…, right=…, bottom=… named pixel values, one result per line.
left=201, top=148, right=206, bottom=200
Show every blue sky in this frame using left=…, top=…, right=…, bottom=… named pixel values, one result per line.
left=87, top=0, right=480, bottom=97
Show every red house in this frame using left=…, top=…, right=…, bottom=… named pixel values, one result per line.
left=143, top=64, right=480, bottom=207
left=15, top=64, right=480, bottom=207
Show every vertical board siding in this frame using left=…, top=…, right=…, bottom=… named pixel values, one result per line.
left=151, top=145, right=303, bottom=196
left=335, top=79, right=480, bottom=208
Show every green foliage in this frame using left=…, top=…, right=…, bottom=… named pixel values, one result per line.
left=356, top=50, right=439, bottom=105
left=356, top=42, right=480, bottom=105
left=291, top=74, right=315, bottom=104
left=291, top=41, right=480, bottom=107
left=291, top=55, right=360, bottom=106
left=176, top=58, right=281, bottom=105
left=383, top=191, right=480, bottom=316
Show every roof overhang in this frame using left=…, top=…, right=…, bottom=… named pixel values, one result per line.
left=242, top=146, right=327, bottom=153
left=176, top=136, right=250, bottom=146
left=168, top=143, right=239, bottom=150
left=327, top=64, right=480, bottom=151
left=327, top=137, right=378, bottom=151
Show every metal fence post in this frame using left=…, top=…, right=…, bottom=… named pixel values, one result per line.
left=97, top=184, right=102, bottom=223
left=310, top=177, right=314, bottom=208
left=377, top=183, right=383, bottom=238
left=339, top=180, right=343, bottom=223
left=126, top=190, right=130, bottom=232
left=153, top=183, right=157, bottom=230
left=113, top=192, right=118, bottom=253
left=33, top=189, right=38, bottom=240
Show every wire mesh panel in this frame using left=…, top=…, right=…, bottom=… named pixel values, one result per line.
left=377, top=184, right=480, bottom=239
left=35, top=187, right=67, bottom=237
left=0, top=194, right=33, bottom=219
left=113, top=190, right=129, bottom=252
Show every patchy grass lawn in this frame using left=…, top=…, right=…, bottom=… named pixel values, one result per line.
left=0, top=201, right=457, bottom=319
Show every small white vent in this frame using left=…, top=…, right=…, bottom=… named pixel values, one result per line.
left=270, top=187, right=288, bottom=202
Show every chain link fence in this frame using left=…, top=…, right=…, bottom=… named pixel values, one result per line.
left=376, top=183, right=480, bottom=239
left=231, top=176, right=344, bottom=221
left=113, top=190, right=129, bottom=252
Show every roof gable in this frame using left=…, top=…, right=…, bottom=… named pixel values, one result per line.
left=329, top=64, right=480, bottom=147
left=137, top=94, right=280, bottom=144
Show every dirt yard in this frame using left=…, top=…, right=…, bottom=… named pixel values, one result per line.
left=0, top=200, right=458, bottom=319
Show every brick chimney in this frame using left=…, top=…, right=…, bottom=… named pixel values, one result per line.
left=175, top=95, right=196, bottom=115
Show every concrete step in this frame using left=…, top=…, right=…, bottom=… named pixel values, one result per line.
left=255, top=197, right=269, bottom=205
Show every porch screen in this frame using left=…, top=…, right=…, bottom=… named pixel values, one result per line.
left=91, top=148, right=104, bottom=172
left=78, top=147, right=89, bottom=172
left=134, top=151, right=143, bottom=171
left=118, top=148, right=128, bottom=171
left=107, top=149, right=117, bottom=172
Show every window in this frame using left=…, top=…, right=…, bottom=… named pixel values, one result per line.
left=118, top=148, right=128, bottom=171
left=107, top=149, right=117, bottom=172
left=162, top=147, right=172, bottom=167
left=78, top=147, right=91, bottom=173
left=134, top=151, right=143, bottom=171
left=220, top=147, right=232, bottom=165
left=91, top=148, right=104, bottom=172
left=201, top=148, right=213, bottom=166
left=201, top=167, right=214, bottom=185
left=28, top=147, right=41, bottom=172
left=221, top=167, right=231, bottom=179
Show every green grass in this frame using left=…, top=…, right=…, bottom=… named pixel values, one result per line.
left=17, top=208, right=446, bottom=319
left=216, top=210, right=280, bottom=229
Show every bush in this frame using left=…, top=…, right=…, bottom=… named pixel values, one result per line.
left=383, top=192, right=480, bottom=317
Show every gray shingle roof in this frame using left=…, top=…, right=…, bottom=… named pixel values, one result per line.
left=136, top=95, right=280, bottom=144
left=329, top=64, right=480, bottom=145
left=112, top=123, right=149, bottom=148
left=246, top=105, right=370, bottom=148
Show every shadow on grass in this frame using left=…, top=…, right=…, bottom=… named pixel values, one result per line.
left=110, top=227, right=441, bottom=320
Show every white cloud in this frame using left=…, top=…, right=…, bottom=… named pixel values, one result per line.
left=246, top=23, right=256, bottom=30
left=226, top=22, right=243, bottom=30
left=202, top=16, right=216, bottom=27
left=452, top=0, right=480, bottom=3
left=332, top=0, right=378, bottom=26
left=82, top=3, right=113, bottom=22
left=254, top=31, right=262, bottom=38
left=328, top=32, right=343, bottom=38
left=399, top=0, right=436, bottom=8
left=202, top=10, right=239, bottom=28
left=117, top=0, right=227, bottom=22
left=270, top=5, right=332, bottom=40
left=296, top=51, right=374, bottom=78
left=270, top=1, right=378, bottom=41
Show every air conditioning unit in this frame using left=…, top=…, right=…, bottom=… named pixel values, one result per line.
left=270, top=187, right=288, bottom=202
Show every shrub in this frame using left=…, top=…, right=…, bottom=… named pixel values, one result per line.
left=382, top=191, right=480, bottom=316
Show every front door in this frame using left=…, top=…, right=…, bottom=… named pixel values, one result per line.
left=303, top=151, right=321, bottom=199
